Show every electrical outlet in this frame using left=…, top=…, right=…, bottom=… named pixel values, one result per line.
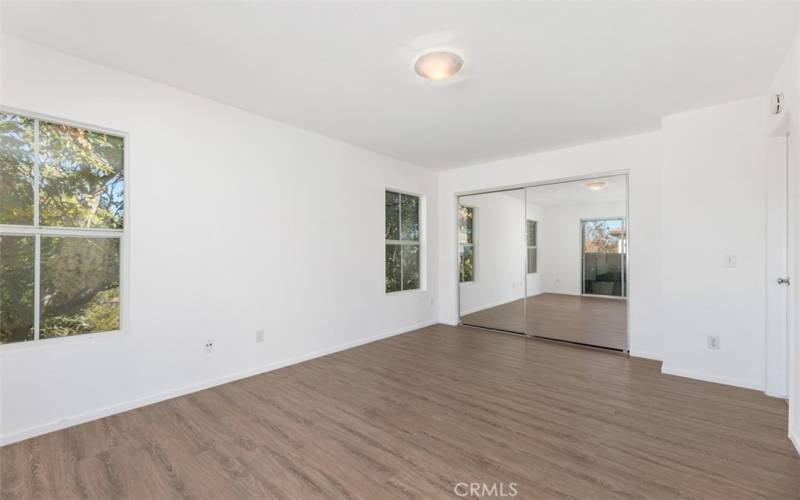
left=204, top=339, right=215, bottom=353
left=724, top=254, right=737, bottom=268
left=707, top=335, right=720, bottom=350
left=255, top=329, right=265, bottom=343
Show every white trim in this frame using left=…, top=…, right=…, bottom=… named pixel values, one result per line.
left=33, top=119, right=40, bottom=227
left=661, top=364, right=764, bottom=391
left=789, top=428, right=800, bottom=456
left=0, top=320, right=438, bottom=446
left=33, top=234, right=40, bottom=340
left=0, top=328, right=123, bottom=352
left=0, top=225, right=123, bottom=237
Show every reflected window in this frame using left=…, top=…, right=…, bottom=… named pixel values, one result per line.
left=458, top=206, right=475, bottom=282
left=526, top=220, right=537, bottom=274
left=385, top=190, right=421, bottom=292
left=582, top=218, right=626, bottom=297
left=0, top=112, right=124, bottom=344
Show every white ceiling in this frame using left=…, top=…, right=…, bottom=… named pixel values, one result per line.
left=527, top=175, right=627, bottom=207
left=3, top=2, right=797, bottom=170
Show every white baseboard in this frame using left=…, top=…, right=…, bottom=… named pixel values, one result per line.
left=438, top=318, right=459, bottom=326
left=0, top=319, right=437, bottom=447
left=661, top=364, right=763, bottom=391
left=790, top=428, right=800, bottom=456
left=628, top=349, right=662, bottom=361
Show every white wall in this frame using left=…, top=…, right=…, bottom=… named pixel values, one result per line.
left=458, top=191, right=526, bottom=315
left=438, top=132, right=663, bottom=360
left=659, top=96, right=768, bottom=390
left=0, top=36, right=439, bottom=444
left=538, top=200, right=626, bottom=295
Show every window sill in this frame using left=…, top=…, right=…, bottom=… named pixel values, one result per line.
left=0, top=329, right=124, bottom=352
left=385, top=288, right=427, bottom=296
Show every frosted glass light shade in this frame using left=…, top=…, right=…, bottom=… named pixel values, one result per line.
left=414, top=51, right=463, bottom=81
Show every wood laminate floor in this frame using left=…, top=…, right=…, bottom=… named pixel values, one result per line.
left=461, top=293, right=628, bottom=350
left=1, top=324, right=797, bottom=499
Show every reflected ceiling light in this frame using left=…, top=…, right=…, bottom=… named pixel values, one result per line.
left=586, top=180, right=608, bottom=191
left=414, top=51, right=463, bottom=81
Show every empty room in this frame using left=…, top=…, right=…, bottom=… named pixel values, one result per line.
left=1, top=1, right=799, bottom=499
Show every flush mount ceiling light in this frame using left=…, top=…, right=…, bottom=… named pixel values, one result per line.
left=414, top=51, right=463, bottom=81
left=586, top=180, right=608, bottom=191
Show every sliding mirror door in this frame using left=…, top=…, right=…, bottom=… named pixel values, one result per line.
left=525, top=175, right=628, bottom=350
left=458, top=189, right=527, bottom=335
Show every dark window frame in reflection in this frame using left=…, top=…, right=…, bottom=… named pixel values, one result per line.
left=385, top=190, right=422, bottom=293
left=0, top=111, right=125, bottom=345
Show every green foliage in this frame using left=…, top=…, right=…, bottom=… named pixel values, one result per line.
left=39, top=121, right=124, bottom=229
left=0, top=236, right=35, bottom=343
left=386, top=245, right=401, bottom=293
left=42, top=289, right=120, bottom=338
left=458, top=206, right=474, bottom=282
left=460, top=245, right=474, bottom=282
left=0, top=113, right=35, bottom=225
left=0, top=113, right=123, bottom=344
left=40, top=237, right=120, bottom=338
left=583, top=219, right=625, bottom=253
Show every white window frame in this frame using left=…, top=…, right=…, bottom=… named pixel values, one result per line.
left=385, top=188, right=424, bottom=294
left=458, top=205, right=476, bottom=283
left=0, top=107, right=129, bottom=348
left=527, top=219, right=538, bottom=274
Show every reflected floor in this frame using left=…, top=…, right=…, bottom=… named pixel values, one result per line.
left=461, top=293, right=627, bottom=350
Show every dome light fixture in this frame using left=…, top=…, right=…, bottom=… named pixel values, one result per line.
left=414, top=51, right=464, bottom=81
left=586, top=180, right=608, bottom=191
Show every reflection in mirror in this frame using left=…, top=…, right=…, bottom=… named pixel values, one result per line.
left=525, top=175, right=627, bottom=350
left=458, top=189, right=526, bottom=334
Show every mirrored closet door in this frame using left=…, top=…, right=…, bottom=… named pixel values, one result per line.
left=458, top=189, right=527, bottom=335
left=524, top=175, right=627, bottom=350
left=458, top=175, right=629, bottom=351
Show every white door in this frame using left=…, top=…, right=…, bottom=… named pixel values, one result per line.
left=766, top=135, right=790, bottom=397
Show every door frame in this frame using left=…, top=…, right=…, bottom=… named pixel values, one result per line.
left=766, top=112, right=795, bottom=399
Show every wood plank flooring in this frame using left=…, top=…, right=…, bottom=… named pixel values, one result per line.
left=461, top=293, right=628, bottom=350
left=1, top=324, right=797, bottom=499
